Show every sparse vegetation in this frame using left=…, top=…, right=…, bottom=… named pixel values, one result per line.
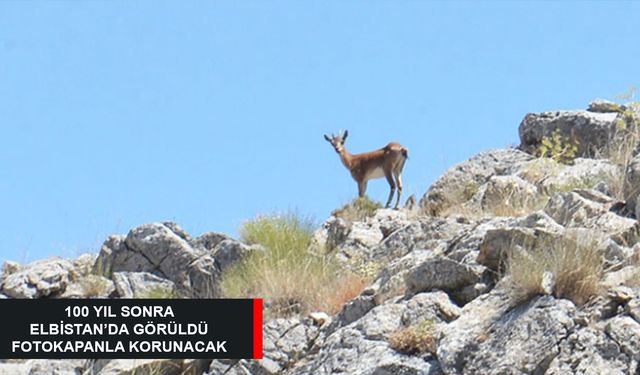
left=420, top=181, right=481, bottom=218
left=536, top=129, right=579, bottom=164
left=80, top=275, right=112, bottom=298
left=519, top=158, right=561, bottom=187
left=425, top=178, right=547, bottom=219
left=546, top=175, right=605, bottom=194
left=221, top=212, right=364, bottom=317
left=325, top=272, right=370, bottom=315
left=508, top=232, right=603, bottom=305
left=388, top=320, right=436, bottom=355
left=597, top=99, right=640, bottom=200
left=332, top=196, right=383, bottom=222
left=483, top=183, right=548, bottom=218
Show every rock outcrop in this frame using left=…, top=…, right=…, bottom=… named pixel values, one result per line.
left=2, top=99, right=640, bottom=375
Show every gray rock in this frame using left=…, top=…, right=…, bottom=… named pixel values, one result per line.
left=61, top=274, right=115, bottom=299
left=210, top=239, right=255, bottom=273
left=588, top=99, right=623, bottom=113
left=287, top=291, right=462, bottom=374
left=0, top=362, right=28, bottom=375
left=124, top=222, right=196, bottom=273
left=624, top=154, right=640, bottom=216
left=477, top=226, right=560, bottom=271
left=437, top=280, right=520, bottom=374
left=404, top=257, right=484, bottom=297
left=0, top=258, right=75, bottom=299
left=329, top=294, right=376, bottom=332
left=192, top=232, right=256, bottom=273
left=353, top=303, right=406, bottom=340
left=544, top=191, right=637, bottom=239
left=320, top=217, right=351, bottom=251
left=461, top=296, right=576, bottom=375
left=321, top=218, right=383, bottom=266
left=478, top=175, right=540, bottom=215
left=2, top=260, right=22, bottom=275
left=112, top=272, right=176, bottom=298
left=518, top=110, right=619, bottom=158
left=93, top=235, right=153, bottom=276
left=0, top=360, right=87, bottom=375
left=372, top=217, right=470, bottom=261
left=628, top=291, right=640, bottom=323
left=289, top=302, right=442, bottom=375
left=606, top=316, right=640, bottom=362
left=546, top=327, right=629, bottom=375
left=27, top=359, right=85, bottom=375
left=538, top=158, right=622, bottom=196
left=420, top=149, right=534, bottom=215
left=210, top=317, right=320, bottom=375
left=290, top=325, right=442, bottom=375
left=372, top=250, right=434, bottom=304
left=94, top=359, right=185, bottom=375
left=93, top=223, right=222, bottom=298
left=191, top=231, right=234, bottom=252
left=400, top=291, right=461, bottom=326
left=445, top=216, right=517, bottom=263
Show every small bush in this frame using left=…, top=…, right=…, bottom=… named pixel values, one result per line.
left=508, top=233, right=603, bottom=305
left=536, top=129, right=579, bottom=164
left=222, top=212, right=360, bottom=317
left=332, top=197, right=383, bottom=222
left=388, top=320, right=436, bottom=355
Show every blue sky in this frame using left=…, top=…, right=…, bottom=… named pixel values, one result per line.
left=1, top=1, right=639, bottom=263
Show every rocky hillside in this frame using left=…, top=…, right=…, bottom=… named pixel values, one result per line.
left=2, top=99, right=640, bottom=375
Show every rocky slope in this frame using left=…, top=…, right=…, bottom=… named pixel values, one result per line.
left=2, top=99, right=640, bottom=375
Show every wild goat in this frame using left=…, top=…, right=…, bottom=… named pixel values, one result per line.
left=324, top=130, right=408, bottom=209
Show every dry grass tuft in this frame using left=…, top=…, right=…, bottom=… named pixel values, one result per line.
left=324, top=272, right=370, bottom=315
left=484, top=191, right=548, bottom=218
left=519, top=158, right=561, bottom=186
left=596, top=101, right=640, bottom=199
left=221, top=212, right=366, bottom=317
left=332, top=196, right=383, bottom=222
left=388, top=320, right=436, bottom=355
left=508, top=233, right=604, bottom=305
left=420, top=181, right=480, bottom=218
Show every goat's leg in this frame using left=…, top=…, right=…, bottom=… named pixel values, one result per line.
left=394, top=173, right=403, bottom=209
left=358, top=180, right=368, bottom=198
left=385, top=174, right=396, bottom=208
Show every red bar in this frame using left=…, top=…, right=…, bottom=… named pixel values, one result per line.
left=253, top=298, right=263, bottom=359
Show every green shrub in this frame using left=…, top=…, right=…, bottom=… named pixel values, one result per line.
left=536, top=129, right=579, bottom=164
left=239, top=212, right=316, bottom=258
left=222, top=212, right=356, bottom=317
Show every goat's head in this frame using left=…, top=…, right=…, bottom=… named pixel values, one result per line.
left=323, top=130, right=349, bottom=153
